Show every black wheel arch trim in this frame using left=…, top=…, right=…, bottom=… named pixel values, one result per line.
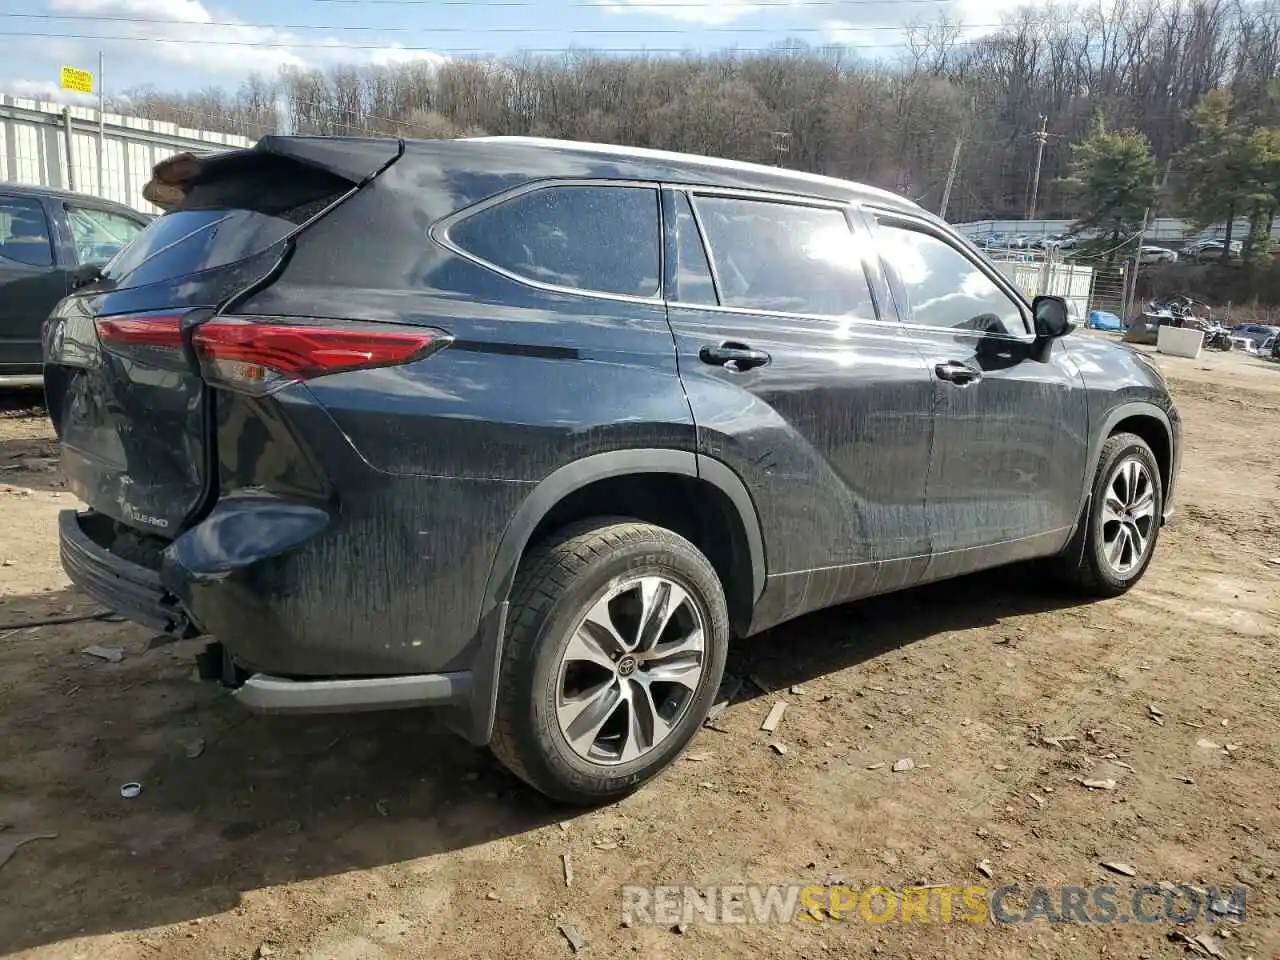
left=477, top=448, right=767, bottom=624
left=1073, top=401, right=1174, bottom=533
left=462, top=448, right=765, bottom=746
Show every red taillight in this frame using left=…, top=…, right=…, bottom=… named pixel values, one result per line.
left=96, top=315, right=185, bottom=348
left=192, top=318, right=446, bottom=396
left=94, top=313, right=188, bottom=368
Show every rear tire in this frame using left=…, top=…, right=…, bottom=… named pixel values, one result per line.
left=490, top=518, right=729, bottom=805
left=1056, top=432, right=1163, bottom=597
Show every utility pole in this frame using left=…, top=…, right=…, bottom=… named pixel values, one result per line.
left=939, top=96, right=976, bottom=221
left=62, top=108, right=77, bottom=192
left=1026, top=114, right=1049, bottom=221
left=939, top=135, right=963, bottom=220
left=1122, top=204, right=1152, bottom=329
left=1120, top=161, right=1168, bottom=328
left=97, top=50, right=105, bottom=199
left=771, top=131, right=791, bottom=167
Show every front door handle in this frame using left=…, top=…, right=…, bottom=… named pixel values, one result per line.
left=935, top=360, right=982, bottom=386
left=699, top=341, right=771, bottom=372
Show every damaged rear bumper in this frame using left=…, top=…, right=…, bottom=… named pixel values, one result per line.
left=57, top=507, right=507, bottom=743
left=58, top=510, right=198, bottom=638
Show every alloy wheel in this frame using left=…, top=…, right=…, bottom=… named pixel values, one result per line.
left=555, top=576, right=706, bottom=766
left=1100, top=457, right=1157, bottom=576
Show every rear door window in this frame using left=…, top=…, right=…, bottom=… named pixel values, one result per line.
left=691, top=195, right=875, bottom=318
left=65, top=205, right=145, bottom=266
left=448, top=185, right=661, bottom=298
left=0, top=196, right=54, bottom=268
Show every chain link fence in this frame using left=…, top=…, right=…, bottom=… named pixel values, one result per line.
left=988, top=253, right=1099, bottom=320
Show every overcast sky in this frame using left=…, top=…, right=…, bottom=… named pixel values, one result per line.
left=2, top=0, right=1040, bottom=106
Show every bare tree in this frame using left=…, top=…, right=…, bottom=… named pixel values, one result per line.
left=103, top=0, right=1280, bottom=220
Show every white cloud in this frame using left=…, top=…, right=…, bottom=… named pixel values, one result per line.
left=823, top=19, right=885, bottom=47
left=5, top=78, right=98, bottom=104
left=363, top=45, right=448, bottom=69
left=596, top=0, right=767, bottom=26
left=823, top=0, right=1030, bottom=50
left=45, top=0, right=445, bottom=77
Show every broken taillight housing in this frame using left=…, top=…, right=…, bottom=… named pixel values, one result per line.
left=192, top=318, right=449, bottom=396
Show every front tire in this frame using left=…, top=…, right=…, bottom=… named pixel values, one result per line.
left=1056, top=432, right=1163, bottom=597
left=490, top=518, right=729, bottom=805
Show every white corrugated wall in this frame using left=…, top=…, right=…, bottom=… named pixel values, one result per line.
left=1, top=95, right=254, bottom=214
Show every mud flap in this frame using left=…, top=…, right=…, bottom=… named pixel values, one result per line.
left=440, top=600, right=508, bottom=746
left=1062, top=492, right=1092, bottom=568
left=195, top=640, right=247, bottom=687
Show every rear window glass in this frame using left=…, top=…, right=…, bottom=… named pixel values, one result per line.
left=448, top=185, right=661, bottom=298
left=103, top=156, right=349, bottom=289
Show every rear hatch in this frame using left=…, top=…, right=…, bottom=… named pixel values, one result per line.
left=43, top=138, right=402, bottom=535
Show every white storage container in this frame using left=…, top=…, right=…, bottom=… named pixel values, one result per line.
left=1156, top=325, right=1203, bottom=359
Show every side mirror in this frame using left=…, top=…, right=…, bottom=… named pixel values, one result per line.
left=1032, top=295, right=1074, bottom=339
left=69, top=263, right=103, bottom=291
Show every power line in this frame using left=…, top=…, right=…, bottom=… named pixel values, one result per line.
left=0, top=0, right=980, bottom=7
left=0, top=18, right=1043, bottom=35
left=0, top=30, right=1035, bottom=51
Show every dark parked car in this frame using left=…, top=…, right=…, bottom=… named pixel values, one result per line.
left=1230, top=322, right=1280, bottom=350
left=0, top=185, right=149, bottom=387
left=44, top=136, right=1181, bottom=804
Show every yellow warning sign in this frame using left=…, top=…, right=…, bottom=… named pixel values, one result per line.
left=59, top=66, right=94, bottom=95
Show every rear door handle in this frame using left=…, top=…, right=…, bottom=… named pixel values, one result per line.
left=699, top=341, right=771, bottom=372
left=935, top=360, right=982, bottom=386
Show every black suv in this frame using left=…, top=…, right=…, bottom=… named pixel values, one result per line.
left=44, top=136, right=1180, bottom=804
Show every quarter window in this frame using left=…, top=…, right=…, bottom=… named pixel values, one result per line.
left=0, top=196, right=53, bottom=268
left=875, top=223, right=1027, bottom=336
left=692, top=195, right=875, bottom=318
left=449, top=185, right=661, bottom=298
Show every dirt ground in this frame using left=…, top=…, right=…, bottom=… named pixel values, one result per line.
left=1, top=338, right=1277, bottom=960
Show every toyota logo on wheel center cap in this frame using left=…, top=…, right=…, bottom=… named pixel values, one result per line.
left=617, top=655, right=638, bottom=677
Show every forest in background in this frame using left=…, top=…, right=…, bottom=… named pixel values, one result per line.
left=108, top=0, right=1280, bottom=225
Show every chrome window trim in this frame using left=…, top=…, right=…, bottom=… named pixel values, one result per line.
left=671, top=182, right=858, bottom=210
left=431, top=178, right=666, bottom=305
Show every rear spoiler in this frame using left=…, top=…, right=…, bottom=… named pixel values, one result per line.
left=143, top=136, right=406, bottom=211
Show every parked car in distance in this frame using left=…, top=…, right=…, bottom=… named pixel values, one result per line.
left=1, top=185, right=150, bottom=387
left=1037, top=234, right=1079, bottom=251
left=1184, top=235, right=1231, bottom=252
left=44, top=136, right=1182, bottom=805
left=1193, top=239, right=1242, bottom=262
left=1230, top=322, right=1280, bottom=349
left=1138, top=245, right=1178, bottom=265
